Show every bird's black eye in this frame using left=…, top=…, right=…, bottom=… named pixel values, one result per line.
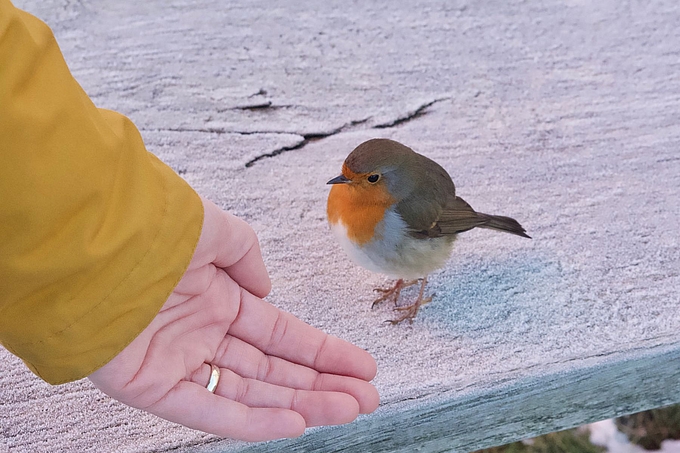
left=367, top=174, right=380, bottom=183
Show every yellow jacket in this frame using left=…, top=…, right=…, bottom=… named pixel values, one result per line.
left=0, top=0, right=203, bottom=384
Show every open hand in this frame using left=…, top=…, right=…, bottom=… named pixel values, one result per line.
left=88, top=197, right=379, bottom=441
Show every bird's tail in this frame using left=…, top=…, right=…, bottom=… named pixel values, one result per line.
left=478, top=213, right=531, bottom=239
left=438, top=197, right=531, bottom=238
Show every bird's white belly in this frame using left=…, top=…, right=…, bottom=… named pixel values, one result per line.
left=330, top=209, right=456, bottom=279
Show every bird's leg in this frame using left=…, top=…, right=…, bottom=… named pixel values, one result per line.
left=389, top=276, right=433, bottom=325
left=371, top=278, right=419, bottom=309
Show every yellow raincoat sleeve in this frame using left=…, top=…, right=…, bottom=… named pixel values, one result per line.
left=0, top=0, right=204, bottom=384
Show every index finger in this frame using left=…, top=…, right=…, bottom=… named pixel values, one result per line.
left=230, top=290, right=378, bottom=382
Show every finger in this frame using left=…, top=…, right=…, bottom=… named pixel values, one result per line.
left=194, top=365, right=360, bottom=427
left=312, top=373, right=379, bottom=414
left=200, top=197, right=271, bottom=298
left=171, top=261, right=217, bottom=297
left=148, top=380, right=305, bottom=441
left=214, top=335, right=379, bottom=414
left=229, top=290, right=378, bottom=382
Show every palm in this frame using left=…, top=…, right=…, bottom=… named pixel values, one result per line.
left=89, top=198, right=379, bottom=441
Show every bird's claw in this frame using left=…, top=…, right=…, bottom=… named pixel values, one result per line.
left=371, top=279, right=418, bottom=309
left=387, top=295, right=432, bottom=324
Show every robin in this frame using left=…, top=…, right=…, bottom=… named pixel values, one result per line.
left=326, top=138, right=530, bottom=324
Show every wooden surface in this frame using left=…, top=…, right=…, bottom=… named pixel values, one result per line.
left=3, top=1, right=680, bottom=452
left=220, top=345, right=680, bottom=452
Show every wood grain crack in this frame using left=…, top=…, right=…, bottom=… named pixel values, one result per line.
left=244, top=97, right=449, bottom=167
left=143, top=97, right=448, bottom=167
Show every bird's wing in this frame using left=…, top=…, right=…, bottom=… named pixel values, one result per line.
left=398, top=195, right=446, bottom=238
left=406, top=195, right=487, bottom=238
left=396, top=159, right=455, bottom=237
left=435, top=196, right=488, bottom=235
left=430, top=196, right=531, bottom=238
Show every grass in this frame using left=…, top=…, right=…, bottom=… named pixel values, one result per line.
left=473, top=403, right=680, bottom=453
left=615, top=404, right=680, bottom=450
left=474, top=429, right=604, bottom=453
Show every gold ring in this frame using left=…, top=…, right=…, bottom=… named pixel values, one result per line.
left=206, top=363, right=220, bottom=393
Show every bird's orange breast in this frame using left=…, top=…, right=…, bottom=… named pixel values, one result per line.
left=327, top=181, right=395, bottom=246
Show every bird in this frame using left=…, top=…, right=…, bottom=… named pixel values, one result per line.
left=326, top=138, right=530, bottom=324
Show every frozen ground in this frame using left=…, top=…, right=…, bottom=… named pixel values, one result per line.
left=2, top=0, right=680, bottom=452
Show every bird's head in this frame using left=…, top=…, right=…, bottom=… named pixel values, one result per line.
left=326, top=138, right=419, bottom=203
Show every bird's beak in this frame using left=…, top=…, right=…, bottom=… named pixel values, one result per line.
left=327, top=174, right=351, bottom=185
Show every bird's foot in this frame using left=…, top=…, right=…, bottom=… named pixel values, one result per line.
left=386, top=277, right=432, bottom=324
left=388, top=295, right=432, bottom=324
left=371, top=279, right=419, bottom=309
